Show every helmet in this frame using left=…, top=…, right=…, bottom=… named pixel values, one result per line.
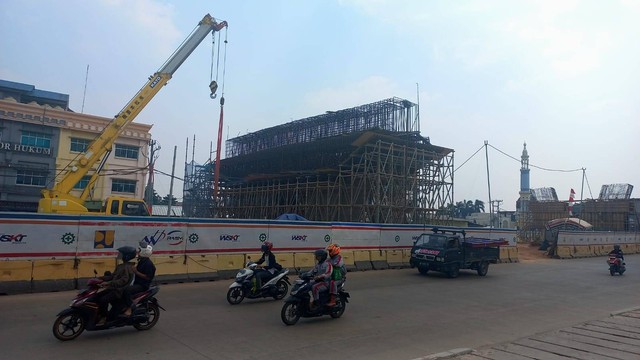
left=614, top=244, right=620, bottom=251
left=261, top=241, right=273, bottom=252
left=326, top=243, right=341, bottom=257
left=314, top=249, right=328, bottom=263
left=138, top=244, right=153, bottom=258
left=117, top=246, right=137, bottom=262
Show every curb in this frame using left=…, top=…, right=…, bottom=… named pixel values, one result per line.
left=411, top=348, right=473, bottom=360
left=610, top=306, right=640, bottom=316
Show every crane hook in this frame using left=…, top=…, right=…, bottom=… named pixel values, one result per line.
left=209, top=80, right=218, bottom=99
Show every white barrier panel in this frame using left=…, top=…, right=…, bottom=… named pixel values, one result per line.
left=77, top=217, right=188, bottom=257
left=558, top=231, right=640, bottom=246
left=0, top=213, right=79, bottom=259
left=267, top=220, right=332, bottom=251
left=465, top=228, right=517, bottom=246
left=332, top=222, right=382, bottom=249
left=379, top=224, right=431, bottom=248
left=186, top=218, right=271, bottom=254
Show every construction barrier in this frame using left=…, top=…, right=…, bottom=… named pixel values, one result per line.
left=0, top=212, right=538, bottom=294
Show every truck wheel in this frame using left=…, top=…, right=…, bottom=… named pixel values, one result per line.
left=477, top=261, right=489, bottom=276
left=448, top=264, right=460, bottom=278
left=418, top=265, right=429, bottom=275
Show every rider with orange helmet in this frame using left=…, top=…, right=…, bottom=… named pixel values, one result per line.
left=326, top=243, right=347, bottom=307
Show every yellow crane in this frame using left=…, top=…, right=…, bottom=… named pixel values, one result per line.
left=39, top=14, right=227, bottom=215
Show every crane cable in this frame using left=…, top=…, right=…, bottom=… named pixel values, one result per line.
left=212, top=25, right=228, bottom=199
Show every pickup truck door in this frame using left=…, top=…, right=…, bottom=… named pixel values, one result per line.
left=446, top=238, right=463, bottom=263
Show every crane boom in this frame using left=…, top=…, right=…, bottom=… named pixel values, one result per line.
left=39, top=14, right=227, bottom=214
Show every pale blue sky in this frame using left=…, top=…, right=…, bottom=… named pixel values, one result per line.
left=1, top=0, right=638, bottom=211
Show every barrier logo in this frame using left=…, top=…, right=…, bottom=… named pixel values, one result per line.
left=291, top=235, right=308, bottom=242
left=259, top=233, right=267, bottom=242
left=166, top=230, right=184, bottom=246
left=61, top=232, right=76, bottom=245
left=324, top=235, right=331, bottom=243
left=395, top=236, right=400, bottom=243
left=94, top=230, right=115, bottom=249
left=189, top=233, right=199, bottom=244
left=143, top=229, right=184, bottom=246
left=0, top=233, right=27, bottom=244
left=220, top=234, right=240, bottom=242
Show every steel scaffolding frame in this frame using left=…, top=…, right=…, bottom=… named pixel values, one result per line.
left=196, top=97, right=454, bottom=223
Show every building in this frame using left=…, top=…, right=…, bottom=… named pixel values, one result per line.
left=0, top=80, right=152, bottom=212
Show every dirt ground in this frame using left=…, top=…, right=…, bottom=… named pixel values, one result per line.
left=517, top=242, right=551, bottom=262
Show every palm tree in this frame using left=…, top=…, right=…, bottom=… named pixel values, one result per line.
left=474, top=200, right=485, bottom=213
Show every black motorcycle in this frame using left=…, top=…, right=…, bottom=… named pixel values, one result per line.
left=52, top=276, right=164, bottom=341
left=280, top=272, right=350, bottom=325
left=607, top=255, right=626, bottom=276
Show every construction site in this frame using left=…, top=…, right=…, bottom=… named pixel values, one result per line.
left=182, top=97, right=454, bottom=224
left=518, top=184, right=638, bottom=245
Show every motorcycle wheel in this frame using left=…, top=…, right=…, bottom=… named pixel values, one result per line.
left=227, top=287, right=245, bottom=305
left=52, top=312, right=85, bottom=341
left=281, top=302, right=301, bottom=326
left=330, top=298, right=346, bottom=319
left=610, top=268, right=616, bottom=276
left=133, top=302, right=160, bottom=331
left=273, top=280, right=289, bottom=300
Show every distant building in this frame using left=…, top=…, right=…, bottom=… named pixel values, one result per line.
left=0, top=79, right=152, bottom=212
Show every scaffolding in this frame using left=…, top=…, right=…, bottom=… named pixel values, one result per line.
left=185, top=97, right=455, bottom=223
left=182, top=160, right=215, bottom=218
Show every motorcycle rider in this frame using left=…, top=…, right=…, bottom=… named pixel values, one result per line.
left=254, top=241, right=282, bottom=292
left=122, top=241, right=156, bottom=317
left=326, top=243, right=346, bottom=307
left=97, top=246, right=136, bottom=325
left=609, top=244, right=624, bottom=260
left=307, top=249, right=333, bottom=309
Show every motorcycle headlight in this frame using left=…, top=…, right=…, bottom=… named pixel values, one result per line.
left=435, top=256, right=443, bottom=262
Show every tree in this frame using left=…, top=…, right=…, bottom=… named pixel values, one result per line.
left=445, top=199, right=486, bottom=218
left=160, top=194, right=178, bottom=205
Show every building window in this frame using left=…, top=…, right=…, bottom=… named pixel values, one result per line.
left=70, top=138, right=91, bottom=152
left=114, top=144, right=139, bottom=160
left=73, top=175, right=92, bottom=190
left=16, top=169, right=48, bottom=186
left=21, top=131, right=51, bottom=148
left=112, top=179, right=136, bottom=193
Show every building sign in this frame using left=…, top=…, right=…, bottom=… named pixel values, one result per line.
left=0, top=142, right=52, bottom=155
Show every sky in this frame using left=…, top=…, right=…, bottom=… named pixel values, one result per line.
left=1, top=0, right=638, bottom=211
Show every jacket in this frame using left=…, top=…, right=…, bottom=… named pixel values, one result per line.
left=134, top=257, right=156, bottom=289
left=102, top=262, right=134, bottom=298
left=308, top=260, right=332, bottom=283
left=256, top=251, right=282, bottom=272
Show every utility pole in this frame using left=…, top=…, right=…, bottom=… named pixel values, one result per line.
left=167, top=145, right=177, bottom=217
left=145, top=140, right=158, bottom=214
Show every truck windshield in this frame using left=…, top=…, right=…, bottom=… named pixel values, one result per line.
left=415, top=235, right=447, bottom=248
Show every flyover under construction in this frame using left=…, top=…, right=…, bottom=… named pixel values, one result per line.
left=182, top=97, right=454, bottom=223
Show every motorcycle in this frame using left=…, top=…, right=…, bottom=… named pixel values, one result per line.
left=226, top=262, right=290, bottom=304
left=280, top=272, right=350, bottom=325
left=608, top=255, right=626, bottom=276
left=52, top=274, right=164, bottom=341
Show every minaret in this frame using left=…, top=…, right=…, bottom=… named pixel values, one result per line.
left=517, top=142, right=531, bottom=234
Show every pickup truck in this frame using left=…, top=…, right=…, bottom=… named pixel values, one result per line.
left=409, top=228, right=507, bottom=278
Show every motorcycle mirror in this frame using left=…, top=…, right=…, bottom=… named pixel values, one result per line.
left=247, top=256, right=251, bottom=260
left=93, top=269, right=98, bottom=276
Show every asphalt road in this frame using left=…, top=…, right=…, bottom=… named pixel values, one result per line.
left=0, top=255, right=638, bottom=360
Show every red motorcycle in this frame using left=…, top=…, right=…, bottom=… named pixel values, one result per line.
left=607, top=256, right=626, bottom=276
left=52, top=276, right=164, bottom=341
